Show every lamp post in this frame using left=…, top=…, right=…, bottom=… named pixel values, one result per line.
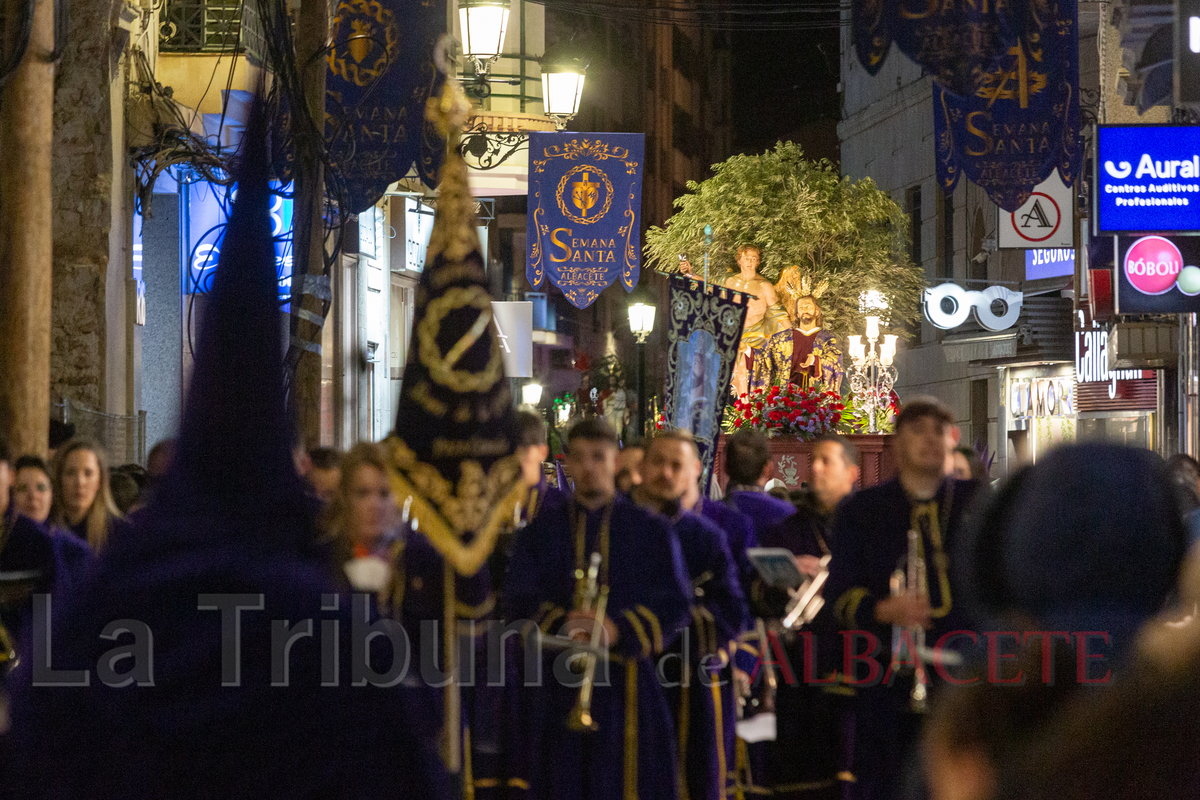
left=540, top=50, right=587, bottom=130
left=459, top=0, right=511, bottom=99
left=628, top=302, right=656, bottom=439
left=521, top=381, right=543, bottom=407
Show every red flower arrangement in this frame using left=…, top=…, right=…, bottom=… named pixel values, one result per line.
left=724, top=383, right=845, bottom=439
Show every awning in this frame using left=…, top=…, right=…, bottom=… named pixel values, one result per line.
left=942, top=331, right=1018, bottom=363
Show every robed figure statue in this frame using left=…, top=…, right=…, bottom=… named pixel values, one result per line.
left=753, top=273, right=843, bottom=393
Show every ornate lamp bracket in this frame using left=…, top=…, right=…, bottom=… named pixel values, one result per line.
left=458, top=121, right=529, bottom=171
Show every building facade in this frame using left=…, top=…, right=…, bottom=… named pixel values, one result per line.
left=838, top=2, right=1173, bottom=476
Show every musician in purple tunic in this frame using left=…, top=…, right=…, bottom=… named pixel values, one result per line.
left=825, top=399, right=979, bottom=800
left=504, top=418, right=693, bottom=800
left=632, top=431, right=750, bottom=800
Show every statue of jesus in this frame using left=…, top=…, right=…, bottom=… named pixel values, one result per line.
left=754, top=294, right=843, bottom=393
left=723, top=244, right=790, bottom=396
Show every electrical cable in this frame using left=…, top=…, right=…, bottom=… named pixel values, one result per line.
left=530, top=0, right=847, bottom=31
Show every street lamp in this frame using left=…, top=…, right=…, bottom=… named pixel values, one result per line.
left=629, top=301, right=656, bottom=438
left=540, top=50, right=587, bottom=130
left=847, top=313, right=898, bottom=434
left=459, top=0, right=511, bottom=98
left=521, top=381, right=543, bottom=407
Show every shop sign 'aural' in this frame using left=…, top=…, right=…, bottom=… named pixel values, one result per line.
left=1097, top=125, right=1200, bottom=233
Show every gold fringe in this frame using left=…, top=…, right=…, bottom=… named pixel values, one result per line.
left=385, top=458, right=525, bottom=578
left=625, top=665, right=639, bottom=800
left=711, top=679, right=728, bottom=800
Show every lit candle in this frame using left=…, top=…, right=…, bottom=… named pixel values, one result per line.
left=848, top=335, right=865, bottom=364
left=865, top=315, right=880, bottom=341
left=880, top=335, right=897, bottom=366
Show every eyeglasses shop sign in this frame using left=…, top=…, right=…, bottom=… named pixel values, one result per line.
left=1097, top=125, right=1200, bottom=233
left=1115, top=234, right=1200, bottom=314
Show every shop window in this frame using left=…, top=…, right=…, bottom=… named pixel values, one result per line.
left=938, top=186, right=955, bottom=281
left=907, top=185, right=922, bottom=266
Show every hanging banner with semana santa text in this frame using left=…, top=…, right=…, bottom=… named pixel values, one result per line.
left=933, top=0, right=1081, bottom=212
left=852, top=0, right=1028, bottom=98
left=526, top=132, right=645, bottom=309
left=272, top=0, right=444, bottom=212
left=664, top=276, right=750, bottom=492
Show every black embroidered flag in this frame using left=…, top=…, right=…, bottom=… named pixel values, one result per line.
left=384, top=82, right=522, bottom=579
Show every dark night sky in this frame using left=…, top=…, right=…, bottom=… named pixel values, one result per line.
left=730, top=23, right=841, bottom=164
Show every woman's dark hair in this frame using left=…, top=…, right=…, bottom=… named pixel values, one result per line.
left=13, top=454, right=49, bottom=476
left=108, top=470, right=141, bottom=515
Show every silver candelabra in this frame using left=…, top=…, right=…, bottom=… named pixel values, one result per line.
left=847, top=314, right=897, bottom=434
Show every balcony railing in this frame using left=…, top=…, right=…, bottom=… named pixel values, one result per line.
left=160, top=0, right=244, bottom=53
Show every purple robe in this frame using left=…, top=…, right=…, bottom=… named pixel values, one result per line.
left=502, top=494, right=693, bottom=800
left=698, top=498, right=758, bottom=596
left=824, top=478, right=979, bottom=800
left=665, top=511, right=749, bottom=800
left=2, top=96, right=448, bottom=800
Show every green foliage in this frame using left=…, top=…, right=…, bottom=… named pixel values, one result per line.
left=644, top=142, right=926, bottom=336
left=838, top=394, right=896, bottom=435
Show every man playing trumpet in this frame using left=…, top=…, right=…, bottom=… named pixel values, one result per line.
left=632, top=431, right=751, bottom=800
left=504, top=418, right=694, bottom=800
left=824, top=398, right=980, bottom=800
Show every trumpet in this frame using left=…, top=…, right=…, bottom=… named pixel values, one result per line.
left=0, top=619, right=16, bottom=670
left=736, top=618, right=777, bottom=723
left=782, top=554, right=831, bottom=630
left=568, top=552, right=608, bottom=732
left=890, top=528, right=929, bottom=713
left=0, top=570, right=41, bottom=672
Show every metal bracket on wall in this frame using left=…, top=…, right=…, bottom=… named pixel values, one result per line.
left=458, top=121, right=529, bottom=171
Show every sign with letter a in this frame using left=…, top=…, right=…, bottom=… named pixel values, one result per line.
left=999, top=170, right=1074, bottom=249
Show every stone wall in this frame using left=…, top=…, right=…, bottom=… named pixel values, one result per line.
left=50, top=0, right=118, bottom=410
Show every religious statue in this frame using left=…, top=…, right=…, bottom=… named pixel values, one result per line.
left=753, top=270, right=843, bottom=393
left=603, top=384, right=628, bottom=435
left=722, top=245, right=791, bottom=396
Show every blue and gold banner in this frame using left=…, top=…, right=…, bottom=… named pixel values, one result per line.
left=852, top=0, right=1027, bottom=97
left=324, top=0, right=444, bottom=212
left=933, top=0, right=1080, bottom=211
left=279, top=0, right=442, bottom=213
left=664, top=276, right=750, bottom=492
left=526, top=132, right=645, bottom=309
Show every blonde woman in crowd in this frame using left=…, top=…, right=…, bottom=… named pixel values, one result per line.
left=51, top=438, right=130, bottom=551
